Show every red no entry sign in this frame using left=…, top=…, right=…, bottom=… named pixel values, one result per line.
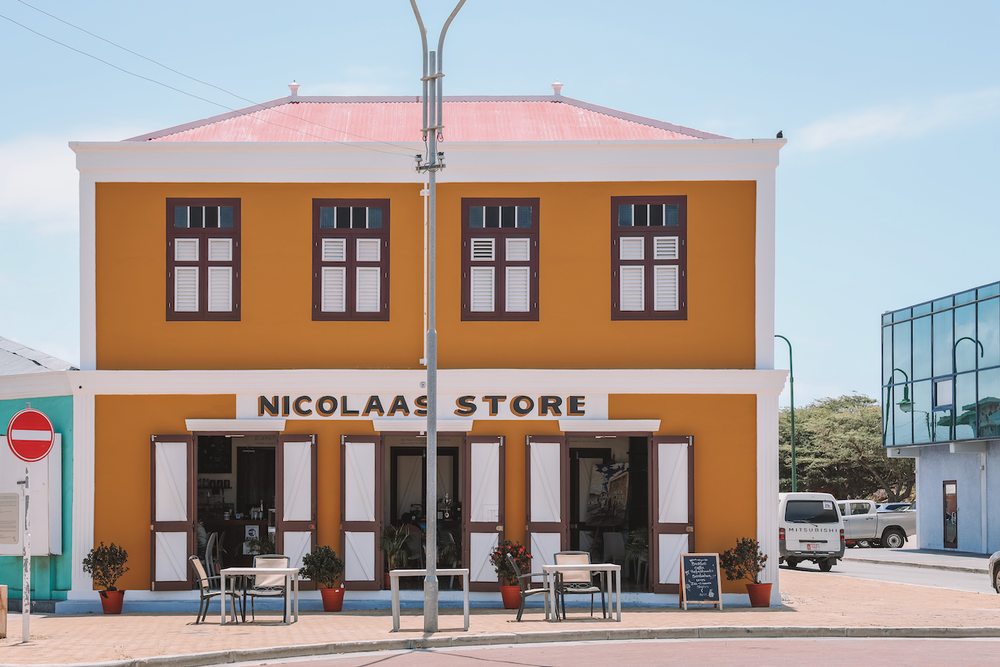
left=6, top=408, right=55, bottom=462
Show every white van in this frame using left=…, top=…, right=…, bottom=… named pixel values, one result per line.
left=778, top=492, right=845, bottom=571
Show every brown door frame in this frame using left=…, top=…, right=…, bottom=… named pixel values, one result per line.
left=276, top=434, right=318, bottom=590
left=463, top=435, right=505, bottom=592
left=943, top=479, right=958, bottom=549
left=525, top=435, right=570, bottom=559
left=649, top=436, right=694, bottom=595
left=341, top=435, right=384, bottom=591
left=150, top=434, right=195, bottom=591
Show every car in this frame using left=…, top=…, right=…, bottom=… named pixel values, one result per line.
left=779, top=492, right=845, bottom=571
left=877, top=502, right=912, bottom=512
left=990, top=550, right=1000, bottom=593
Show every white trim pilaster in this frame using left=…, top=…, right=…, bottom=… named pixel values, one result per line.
left=755, top=169, right=777, bottom=370
left=70, top=391, right=95, bottom=596
left=756, top=391, right=780, bottom=603
left=79, top=171, right=97, bottom=371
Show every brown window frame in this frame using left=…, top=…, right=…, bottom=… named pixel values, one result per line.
left=166, top=198, right=241, bottom=321
left=312, top=199, right=390, bottom=321
left=461, top=197, right=540, bottom=321
left=611, top=195, right=687, bottom=320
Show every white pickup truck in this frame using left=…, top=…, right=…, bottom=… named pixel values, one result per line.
left=837, top=499, right=916, bottom=549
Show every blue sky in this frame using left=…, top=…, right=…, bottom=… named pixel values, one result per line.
left=1, top=0, right=998, bottom=407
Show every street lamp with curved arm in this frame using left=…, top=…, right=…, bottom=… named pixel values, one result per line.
left=775, top=335, right=796, bottom=492
left=953, top=336, right=985, bottom=373
left=884, top=368, right=911, bottom=444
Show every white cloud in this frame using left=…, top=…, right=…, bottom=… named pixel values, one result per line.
left=0, top=136, right=78, bottom=232
left=794, top=87, right=1000, bottom=152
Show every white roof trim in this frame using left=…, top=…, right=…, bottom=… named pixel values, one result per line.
left=559, top=419, right=660, bottom=433
left=371, top=419, right=473, bottom=433
left=185, top=418, right=286, bottom=432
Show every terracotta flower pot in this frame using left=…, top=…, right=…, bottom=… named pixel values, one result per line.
left=320, top=587, right=345, bottom=612
left=99, top=589, right=125, bottom=614
left=500, top=584, right=521, bottom=610
left=746, top=582, right=772, bottom=608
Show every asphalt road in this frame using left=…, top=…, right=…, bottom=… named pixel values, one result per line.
left=250, top=638, right=1000, bottom=666
left=783, top=558, right=994, bottom=594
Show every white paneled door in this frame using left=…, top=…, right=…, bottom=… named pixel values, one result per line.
left=463, top=437, right=505, bottom=591
left=650, top=437, right=694, bottom=594
left=526, top=436, right=567, bottom=577
left=277, top=435, right=317, bottom=588
left=342, top=436, right=382, bottom=590
left=150, top=435, right=194, bottom=591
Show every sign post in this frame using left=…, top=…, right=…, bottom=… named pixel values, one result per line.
left=7, top=407, right=55, bottom=644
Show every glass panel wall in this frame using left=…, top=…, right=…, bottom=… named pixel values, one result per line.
left=883, top=281, right=1000, bottom=447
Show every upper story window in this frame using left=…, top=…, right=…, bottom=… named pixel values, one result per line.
left=312, top=199, right=390, bottom=321
left=166, top=198, right=241, bottom=321
left=461, top=198, right=539, bottom=321
left=611, top=196, right=687, bottom=320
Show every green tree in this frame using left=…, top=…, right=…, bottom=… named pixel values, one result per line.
left=778, top=394, right=914, bottom=501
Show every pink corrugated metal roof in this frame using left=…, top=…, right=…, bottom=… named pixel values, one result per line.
left=128, top=96, right=727, bottom=143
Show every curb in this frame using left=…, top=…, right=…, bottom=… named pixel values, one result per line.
left=6, top=626, right=1000, bottom=667
left=840, top=557, right=988, bottom=574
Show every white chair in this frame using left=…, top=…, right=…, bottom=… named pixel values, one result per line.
left=242, top=554, right=289, bottom=622
left=554, top=551, right=606, bottom=619
left=603, top=531, right=626, bottom=565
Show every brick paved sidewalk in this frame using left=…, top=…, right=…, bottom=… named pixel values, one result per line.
left=2, top=570, right=999, bottom=666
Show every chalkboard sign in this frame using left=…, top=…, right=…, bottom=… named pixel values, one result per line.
left=679, top=553, right=722, bottom=610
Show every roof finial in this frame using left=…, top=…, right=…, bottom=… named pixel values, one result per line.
left=551, top=80, right=563, bottom=97
left=288, top=80, right=300, bottom=98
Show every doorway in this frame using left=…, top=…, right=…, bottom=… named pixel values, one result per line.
left=943, top=480, right=958, bottom=549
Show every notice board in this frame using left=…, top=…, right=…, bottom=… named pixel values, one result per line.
left=679, top=553, right=722, bottom=610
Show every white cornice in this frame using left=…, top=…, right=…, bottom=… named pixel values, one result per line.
left=0, top=371, right=77, bottom=400
left=49, top=368, right=787, bottom=396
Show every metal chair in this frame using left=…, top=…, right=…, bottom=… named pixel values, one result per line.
left=242, top=554, right=288, bottom=622
left=506, top=553, right=550, bottom=621
left=553, top=550, right=606, bottom=620
left=204, top=532, right=219, bottom=583
left=189, top=555, right=241, bottom=624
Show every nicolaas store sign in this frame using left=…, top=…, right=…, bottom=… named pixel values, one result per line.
left=236, top=393, right=606, bottom=421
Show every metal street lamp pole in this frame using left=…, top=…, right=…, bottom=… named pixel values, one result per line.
left=775, top=335, right=796, bottom=492
left=410, top=0, right=466, bottom=635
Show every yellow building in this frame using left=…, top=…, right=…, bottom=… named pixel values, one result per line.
left=66, top=85, right=785, bottom=607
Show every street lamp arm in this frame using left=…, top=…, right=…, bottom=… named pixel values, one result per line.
left=775, top=334, right=796, bottom=492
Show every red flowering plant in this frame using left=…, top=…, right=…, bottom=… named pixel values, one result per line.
left=489, top=540, right=532, bottom=585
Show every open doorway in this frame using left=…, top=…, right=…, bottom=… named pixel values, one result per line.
left=384, top=435, right=463, bottom=589
left=567, top=435, right=648, bottom=592
left=196, top=434, right=277, bottom=569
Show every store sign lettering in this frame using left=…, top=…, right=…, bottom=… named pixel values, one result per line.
left=257, top=394, right=586, bottom=418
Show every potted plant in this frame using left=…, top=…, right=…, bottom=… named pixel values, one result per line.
left=719, top=537, right=770, bottom=607
left=82, top=542, right=130, bottom=614
left=379, top=524, right=409, bottom=589
left=300, top=545, right=346, bottom=611
left=624, top=527, right=649, bottom=585
left=489, top=540, right=531, bottom=609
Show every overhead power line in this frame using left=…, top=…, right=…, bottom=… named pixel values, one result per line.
left=2, top=3, right=417, bottom=157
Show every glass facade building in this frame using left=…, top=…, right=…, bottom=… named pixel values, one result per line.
left=882, top=280, right=1000, bottom=447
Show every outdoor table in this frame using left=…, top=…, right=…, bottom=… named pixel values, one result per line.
left=389, top=568, right=470, bottom=632
left=541, top=562, right=622, bottom=622
left=220, top=566, right=300, bottom=625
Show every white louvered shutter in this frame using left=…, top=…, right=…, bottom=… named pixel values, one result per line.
left=174, top=238, right=199, bottom=262
left=322, top=238, right=346, bottom=262
left=207, top=267, right=232, bottom=312
left=356, top=238, right=381, bottom=263
left=470, top=266, right=495, bottom=312
left=356, top=266, right=381, bottom=312
left=322, top=267, right=346, bottom=312
left=506, top=266, right=530, bottom=312
left=174, top=267, right=199, bottom=312
left=620, top=237, right=644, bottom=261
left=654, top=236, right=679, bottom=260
left=620, top=266, right=645, bottom=311
left=471, top=238, right=495, bottom=261
left=208, top=238, right=232, bottom=262
left=654, top=265, right=679, bottom=311
left=506, top=238, right=530, bottom=262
